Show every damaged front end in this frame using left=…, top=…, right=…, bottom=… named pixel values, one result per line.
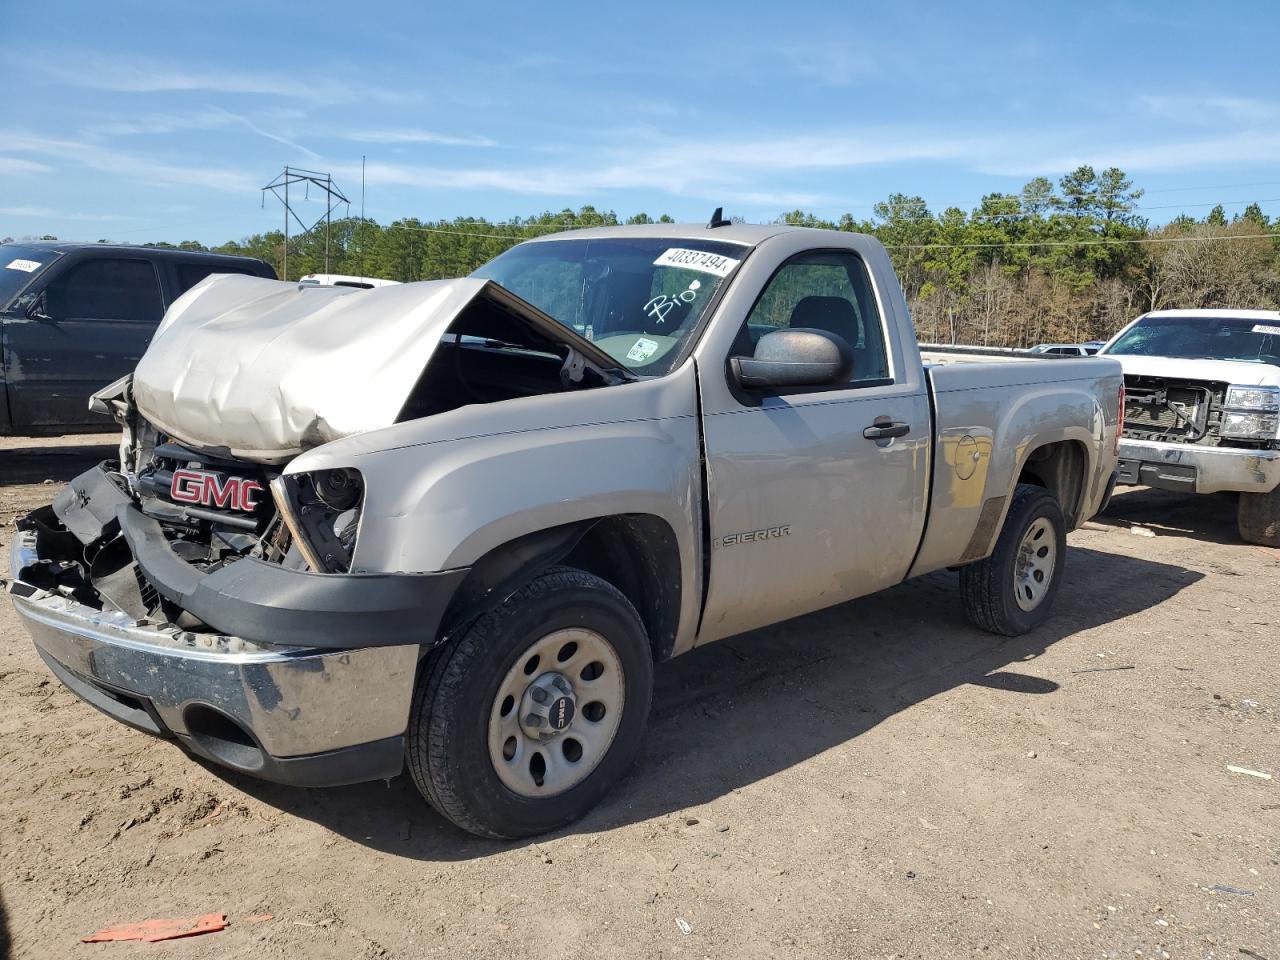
left=5, top=380, right=466, bottom=786
left=5, top=273, right=630, bottom=786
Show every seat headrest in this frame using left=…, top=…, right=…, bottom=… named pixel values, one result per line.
left=787, top=296, right=856, bottom=339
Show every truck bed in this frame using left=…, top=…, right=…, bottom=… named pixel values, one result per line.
left=908, top=356, right=1123, bottom=578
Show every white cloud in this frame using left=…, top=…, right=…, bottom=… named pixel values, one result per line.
left=82, top=106, right=319, bottom=161
left=0, top=157, right=52, bottom=175
left=0, top=206, right=133, bottom=221
left=971, top=130, right=1280, bottom=177
left=0, top=131, right=259, bottom=193
left=33, top=56, right=404, bottom=104
left=84, top=109, right=237, bottom=138
left=0, top=205, right=56, bottom=217
left=1136, top=94, right=1279, bottom=125
left=782, top=44, right=878, bottom=87
left=340, top=128, right=496, bottom=147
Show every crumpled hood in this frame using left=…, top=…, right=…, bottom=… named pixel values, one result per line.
left=133, top=274, right=497, bottom=462
left=1104, top=353, right=1280, bottom=386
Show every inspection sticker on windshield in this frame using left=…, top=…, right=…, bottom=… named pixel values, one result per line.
left=5, top=258, right=41, bottom=272
left=626, top=337, right=660, bottom=363
left=1252, top=324, right=1280, bottom=336
left=653, top=248, right=740, bottom=277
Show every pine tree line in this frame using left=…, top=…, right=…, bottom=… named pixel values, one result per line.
left=23, top=165, right=1277, bottom=348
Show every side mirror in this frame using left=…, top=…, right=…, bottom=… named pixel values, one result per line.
left=24, top=291, right=52, bottom=321
left=729, top=327, right=854, bottom=389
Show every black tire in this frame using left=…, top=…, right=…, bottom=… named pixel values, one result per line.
left=1238, top=488, right=1280, bottom=547
left=407, top=566, right=654, bottom=839
left=960, top=483, right=1067, bottom=636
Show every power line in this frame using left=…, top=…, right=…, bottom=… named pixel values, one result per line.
left=844, top=189, right=1280, bottom=217
left=1140, top=180, right=1280, bottom=195
left=884, top=230, right=1280, bottom=251
left=364, top=217, right=1280, bottom=253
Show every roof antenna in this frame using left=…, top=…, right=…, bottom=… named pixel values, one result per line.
left=707, top=206, right=730, bottom=228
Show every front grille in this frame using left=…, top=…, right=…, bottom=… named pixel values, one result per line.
left=1122, top=376, right=1226, bottom=445
left=135, top=440, right=271, bottom=531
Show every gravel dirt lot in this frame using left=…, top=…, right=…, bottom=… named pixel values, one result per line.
left=1, top=433, right=1277, bottom=959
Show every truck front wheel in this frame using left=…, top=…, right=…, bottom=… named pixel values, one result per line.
left=960, top=483, right=1067, bottom=636
left=407, top=567, right=654, bottom=839
left=1238, top=487, right=1280, bottom=547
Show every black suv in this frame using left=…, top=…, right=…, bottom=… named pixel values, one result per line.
left=1, top=242, right=275, bottom=435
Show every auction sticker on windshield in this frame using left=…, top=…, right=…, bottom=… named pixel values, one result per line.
left=626, top=337, right=660, bottom=363
left=1252, top=324, right=1280, bottom=336
left=5, top=259, right=41, bottom=272
left=653, top=248, right=740, bottom=277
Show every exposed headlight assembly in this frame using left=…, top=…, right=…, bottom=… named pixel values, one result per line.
left=270, top=468, right=364, bottom=572
left=1225, top=385, right=1280, bottom=412
left=1221, top=385, right=1280, bottom=440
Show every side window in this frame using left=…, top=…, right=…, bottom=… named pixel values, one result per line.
left=44, top=258, right=163, bottom=323
left=175, top=263, right=256, bottom=294
left=732, top=249, right=889, bottom=384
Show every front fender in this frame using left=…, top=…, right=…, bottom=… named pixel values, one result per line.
left=285, top=362, right=704, bottom=646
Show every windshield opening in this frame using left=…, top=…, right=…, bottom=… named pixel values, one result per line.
left=1104, top=314, right=1280, bottom=364
left=0, top=246, right=60, bottom=310
left=471, top=237, right=747, bottom=375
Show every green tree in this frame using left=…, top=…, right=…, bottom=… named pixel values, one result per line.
left=1240, top=202, right=1270, bottom=228
left=1057, top=165, right=1098, bottom=218
left=1095, top=167, right=1144, bottom=224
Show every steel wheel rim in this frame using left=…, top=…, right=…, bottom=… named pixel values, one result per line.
left=1014, top=515, right=1057, bottom=612
left=487, top=627, right=625, bottom=798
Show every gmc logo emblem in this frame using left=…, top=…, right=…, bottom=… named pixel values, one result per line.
left=170, top=468, right=264, bottom=513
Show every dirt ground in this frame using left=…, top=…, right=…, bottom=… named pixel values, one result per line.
left=0, top=434, right=1277, bottom=960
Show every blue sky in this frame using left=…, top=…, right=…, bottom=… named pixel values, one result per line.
left=1, top=0, right=1278, bottom=244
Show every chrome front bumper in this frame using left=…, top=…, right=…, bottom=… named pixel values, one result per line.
left=1117, top=439, right=1280, bottom=495
left=8, top=531, right=417, bottom=786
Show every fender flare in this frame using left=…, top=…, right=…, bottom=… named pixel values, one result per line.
left=436, top=519, right=598, bottom=643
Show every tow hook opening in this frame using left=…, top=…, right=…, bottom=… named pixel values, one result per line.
left=182, top=704, right=265, bottom=772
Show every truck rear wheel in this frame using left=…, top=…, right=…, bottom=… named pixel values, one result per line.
left=407, top=567, right=654, bottom=839
left=1238, top=487, right=1280, bottom=547
left=960, top=483, right=1067, bottom=636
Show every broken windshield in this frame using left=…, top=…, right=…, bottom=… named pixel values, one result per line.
left=471, top=236, right=747, bottom=374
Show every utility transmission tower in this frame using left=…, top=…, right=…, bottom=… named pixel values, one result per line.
left=261, top=166, right=351, bottom=279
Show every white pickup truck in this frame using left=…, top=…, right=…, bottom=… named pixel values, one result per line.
left=7, top=221, right=1122, bottom=838
left=1100, top=309, right=1280, bottom=546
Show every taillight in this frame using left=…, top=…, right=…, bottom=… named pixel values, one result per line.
left=1115, top=383, right=1125, bottom=455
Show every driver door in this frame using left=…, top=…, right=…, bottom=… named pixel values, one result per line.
left=5, top=256, right=164, bottom=430
left=696, top=248, right=930, bottom=644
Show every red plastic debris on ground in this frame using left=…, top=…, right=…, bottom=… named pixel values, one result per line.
left=81, top=913, right=228, bottom=943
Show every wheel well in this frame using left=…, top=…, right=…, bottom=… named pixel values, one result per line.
left=1017, top=440, right=1089, bottom=526
left=561, top=515, right=681, bottom=663
left=438, top=514, right=681, bottom=663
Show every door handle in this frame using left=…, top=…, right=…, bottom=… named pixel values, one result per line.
left=863, top=421, right=911, bottom=440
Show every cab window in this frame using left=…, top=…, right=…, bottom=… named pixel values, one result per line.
left=176, top=262, right=259, bottom=294
left=43, top=258, right=163, bottom=323
left=731, top=249, right=889, bottom=383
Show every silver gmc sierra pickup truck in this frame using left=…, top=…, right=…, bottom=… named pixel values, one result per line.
left=5, top=221, right=1123, bottom=838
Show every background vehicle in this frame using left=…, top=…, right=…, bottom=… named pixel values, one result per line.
left=6, top=223, right=1122, bottom=839
left=1028, top=343, right=1100, bottom=356
left=0, top=242, right=275, bottom=436
left=1100, top=308, right=1280, bottom=546
left=298, top=273, right=400, bottom=289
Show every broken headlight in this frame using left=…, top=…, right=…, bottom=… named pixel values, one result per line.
left=1221, top=385, right=1280, bottom=440
left=271, top=468, right=364, bottom=573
